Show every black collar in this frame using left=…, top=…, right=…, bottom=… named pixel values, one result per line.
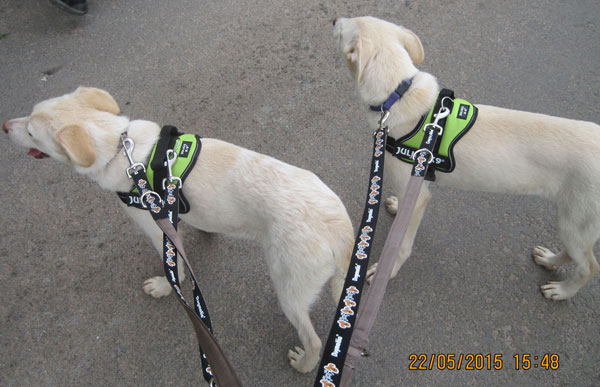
left=369, top=77, right=413, bottom=112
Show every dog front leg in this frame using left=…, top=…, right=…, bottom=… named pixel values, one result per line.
left=120, top=203, right=186, bottom=298
left=367, top=184, right=432, bottom=282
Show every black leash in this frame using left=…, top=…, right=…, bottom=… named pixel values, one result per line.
left=121, top=134, right=241, bottom=387
left=314, top=112, right=389, bottom=387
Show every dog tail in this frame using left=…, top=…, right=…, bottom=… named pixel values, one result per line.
left=328, top=216, right=355, bottom=303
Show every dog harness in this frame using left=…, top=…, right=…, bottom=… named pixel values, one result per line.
left=386, top=88, right=477, bottom=180
left=117, top=125, right=201, bottom=213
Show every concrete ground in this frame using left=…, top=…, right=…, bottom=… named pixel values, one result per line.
left=1, top=0, right=598, bottom=386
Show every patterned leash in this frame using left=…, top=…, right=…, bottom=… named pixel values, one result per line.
left=121, top=135, right=242, bottom=387
left=314, top=112, right=389, bottom=387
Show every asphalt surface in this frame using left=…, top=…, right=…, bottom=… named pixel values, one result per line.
left=1, top=1, right=599, bottom=386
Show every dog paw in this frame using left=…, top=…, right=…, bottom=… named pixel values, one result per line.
left=287, top=346, right=312, bottom=373
left=532, top=246, right=560, bottom=270
left=143, top=276, right=173, bottom=298
left=366, top=264, right=378, bottom=284
left=385, top=196, right=398, bottom=215
left=540, top=281, right=575, bottom=301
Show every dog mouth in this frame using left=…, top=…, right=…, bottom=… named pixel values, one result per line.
left=27, top=148, right=49, bottom=159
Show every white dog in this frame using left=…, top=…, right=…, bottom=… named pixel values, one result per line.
left=2, top=87, right=354, bottom=373
left=333, top=16, right=599, bottom=300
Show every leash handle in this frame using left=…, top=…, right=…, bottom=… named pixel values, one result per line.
left=314, top=121, right=388, bottom=387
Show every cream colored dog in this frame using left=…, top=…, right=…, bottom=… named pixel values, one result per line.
left=2, top=87, right=354, bottom=373
left=333, top=16, right=600, bottom=300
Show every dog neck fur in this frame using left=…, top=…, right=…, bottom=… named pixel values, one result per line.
left=84, top=117, right=161, bottom=192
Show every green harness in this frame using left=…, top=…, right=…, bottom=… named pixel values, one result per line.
left=386, top=89, right=477, bottom=179
left=117, top=126, right=201, bottom=213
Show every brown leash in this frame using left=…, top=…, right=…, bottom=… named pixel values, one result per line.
left=156, top=218, right=242, bottom=387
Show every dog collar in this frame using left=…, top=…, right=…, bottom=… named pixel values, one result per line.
left=369, top=77, right=413, bottom=112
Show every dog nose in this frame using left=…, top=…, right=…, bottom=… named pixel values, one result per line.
left=333, top=17, right=339, bottom=26
left=2, top=121, right=9, bottom=133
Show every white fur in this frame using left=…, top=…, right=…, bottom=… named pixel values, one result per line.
left=333, top=16, right=600, bottom=300
left=2, top=87, right=354, bottom=373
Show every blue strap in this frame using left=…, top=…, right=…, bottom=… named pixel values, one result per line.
left=369, top=78, right=413, bottom=111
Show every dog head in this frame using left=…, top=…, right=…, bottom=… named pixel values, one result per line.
left=2, top=87, right=122, bottom=169
left=333, top=16, right=424, bottom=103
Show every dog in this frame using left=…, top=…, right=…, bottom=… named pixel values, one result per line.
left=333, top=16, right=600, bottom=300
left=2, top=86, right=354, bottom=373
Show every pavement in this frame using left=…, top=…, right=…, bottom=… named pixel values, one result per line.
left=1, top=0, right=599, bottom=386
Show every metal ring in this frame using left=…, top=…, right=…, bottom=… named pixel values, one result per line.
left=140, top=191, right=162, bottom=208
left=412, top=148, right=435, bottom=164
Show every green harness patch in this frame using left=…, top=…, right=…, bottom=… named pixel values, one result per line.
left=387, top=91, right=477, bottom=173
left=137, top=133, right=200, bottom=193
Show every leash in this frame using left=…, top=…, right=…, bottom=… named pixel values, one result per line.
left=339, top=101, right=451, bottom=386
left=314, top=112, right=389, bottom=387
left=120, top=134, right=242, bottom=387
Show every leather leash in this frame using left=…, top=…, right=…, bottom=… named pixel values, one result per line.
left=121, top=135, right=242, bottom=387
left=339, top=102, right=451, bottom=386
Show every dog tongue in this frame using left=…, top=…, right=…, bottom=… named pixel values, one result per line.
left=27, top=148, right=49, bottom=159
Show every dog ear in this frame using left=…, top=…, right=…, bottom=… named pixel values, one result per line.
left=345, top=38, right=366, bottom=83
left=74, top=87, right=120, bottom=115
left=397, top=27, right=424, bottom=64
left=56, top=124, right=97, bottom=168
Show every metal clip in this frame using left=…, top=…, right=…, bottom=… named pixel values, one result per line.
left=162, top=149, right=183, bottom=189
left=374, top=110, right=390, bottom=135
left=425, top=106, right=451, bottom=135
left=120, top=135, right=146, bottom=178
